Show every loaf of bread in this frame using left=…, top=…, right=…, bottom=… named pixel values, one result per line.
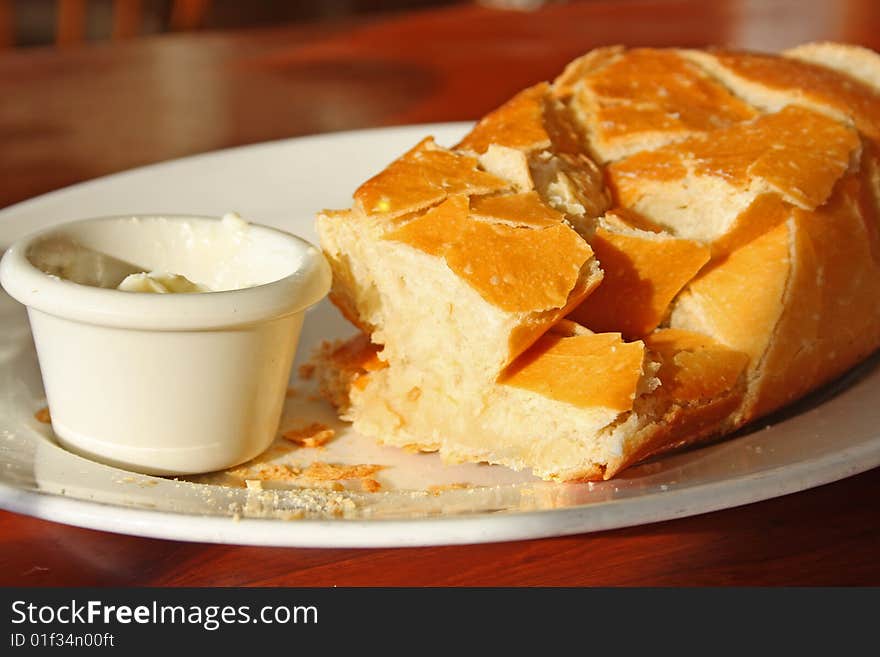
left=315, top=43, right=880, bottom=481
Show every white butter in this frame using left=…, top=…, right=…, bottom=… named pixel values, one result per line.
left=221, top=211, right=249, bottom=233
left=117, top=271, right=210, bottom=294
left=30, top=212, right=259, bottom=292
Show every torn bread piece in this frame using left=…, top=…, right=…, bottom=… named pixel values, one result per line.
left=455, top=82, right=610, bottom=230
left=314, top=327, right=749, bottom=481
left=354, top=137, right=510, bottom=219
left=318, top=193, right=603, bottom=393
left=335, top=329, right=656, bottom=481
left=567, top=210, right=710, bottom=339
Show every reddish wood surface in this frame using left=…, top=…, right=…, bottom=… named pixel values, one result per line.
left=2, top=0, right=880, bottom=586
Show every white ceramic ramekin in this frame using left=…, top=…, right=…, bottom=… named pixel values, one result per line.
left=0, top=214, right=331, bottom=475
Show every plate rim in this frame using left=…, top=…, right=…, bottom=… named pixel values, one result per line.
left=2, top=435, right=877, bottom=547
left=2, top=123, right=879, bottom=547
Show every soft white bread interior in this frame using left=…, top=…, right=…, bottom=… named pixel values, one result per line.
left=315, top=42, right=880, bottom=481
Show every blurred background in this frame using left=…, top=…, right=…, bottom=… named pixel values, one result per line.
left=0, top=0, right=858, bottom=51
left=1, top=0, right=484, bottom=48
left=2, top=0, right=875, bottom=210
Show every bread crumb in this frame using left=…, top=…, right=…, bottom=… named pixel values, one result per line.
left=245, top=479, right=263, bottom=491
left=229, top=463, right=301, bottom=482
left=262, top=464, right=302, bottom=479
left=362, top=478, right=382, bottom=492
left=282, top=423, right=336, bottom=448
left=285, top=387, right=299, bottom=398
left=261, top=442, right=296, bottom=460
left=302, top=461, right=384, bottom=481
left=298, top=363, right=316, bottom=380
left=34, top=407, right=51, bottom=424
left=402, top=443, right=438, bottom=454
left=427, top=483, right=470, bottom=496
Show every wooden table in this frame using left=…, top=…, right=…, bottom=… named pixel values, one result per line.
left=2, top=0, right=880, bottom=586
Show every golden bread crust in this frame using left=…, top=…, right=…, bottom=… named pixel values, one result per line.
left=470, top=191, right=565, bottom=228
left=645, top=329, right=749, bottom=403
left=354, top=137, right=509, bottom=217
left=456, top=82, right=588, bottom=157
left=384, top=195, right=594, bottom=314
left=455, top=83, right=553, bottom=155
left=686, top=48, right=880, bottom=142
left=785, top=42, right=880, bottom=93
left=766, top=176, right=880, bottom=415
left=553, top=45, right=625, bottom=98
left=609, top=105, right=859, bottom=215
left=602, top=329, right=750, bottom=478
left=568, top=219, right=710, bottom=339
left=710, top=193, right=791, bottom=257
left=565, top=48, right=756, bottom=162
left=671, top=220, right=791, bottom=369
left=317, top=42, right=880, bottom=481
left=499, top=333, right=645, bottom=413
left=505, top=272, right=603, bottom=363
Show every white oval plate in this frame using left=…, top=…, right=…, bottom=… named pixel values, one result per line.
left=1, top=124, right=879, bottom=547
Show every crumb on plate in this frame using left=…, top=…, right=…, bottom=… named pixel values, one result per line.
left=302, top=461, right=384, bottom=481
left=229, top=463, right=302, bottom=482
left=298, top=363, right=316, bottom=380
left=427, top=483, right=471, bottom=496
left=282, top=422, right=336, bottom=448
left=362, top=478, right=382, bottom=493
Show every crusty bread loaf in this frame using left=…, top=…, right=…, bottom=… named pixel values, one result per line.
left=315, top=43, right=880, bottom=481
